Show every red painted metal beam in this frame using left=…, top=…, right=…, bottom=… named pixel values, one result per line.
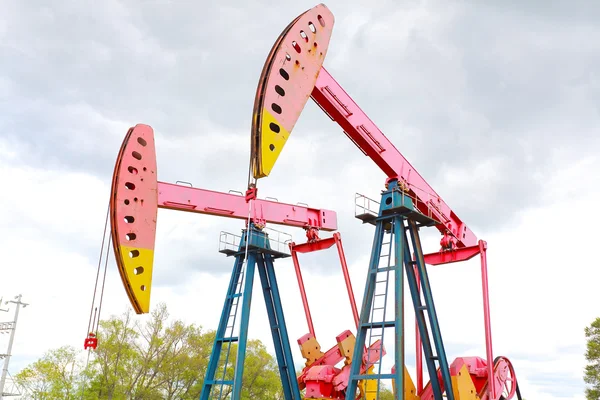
left=289, top=233, right=358, bottom=335
left=422, top=244, right=481, bottom=266
left=310, top=67, right=477, bottom=250
left=290, top=236, right=336, bottom=253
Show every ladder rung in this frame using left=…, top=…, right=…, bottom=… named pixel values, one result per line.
left=373, top=266, right=397, bottom=273
left=217, top=336, right=238, bottom=343
left=417, top=305, right=427, bottom=311
left=229, top=293, right=242, bottom=298
left=205, top=379, right=234, bottom=385
left=360, top=321, right=396, bottom=329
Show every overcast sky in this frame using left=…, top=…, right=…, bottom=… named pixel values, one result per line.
left=1, top=1, right=600, bottom=399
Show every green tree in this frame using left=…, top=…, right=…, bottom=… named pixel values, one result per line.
left=239, top=339, right=284, bottom=399
left=15, top=302, right=285, bottom=399
left=371, top=387, right=394, bottom=400
left=15, top=345, right=81, bottom=399
left=585, top=317, right=600, bottom=399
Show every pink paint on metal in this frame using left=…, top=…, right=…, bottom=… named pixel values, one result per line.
left=291, top=250, right=316, bottom=337
left=290, top=233, right=384, bottom=397
left=292, top=236, right=336, bottom=253
left=415, top=263, right=423, bottom=393
left=296, top=329, right=384, bottom=397
left=289, top=233, right=359, bottom=331
left=310, top=67, right=478, bottom=250
left=479, top=240, right=496, bottom=399
left=260, top=4, right=333, bottom=133
left=304, top=365, right=338, bottom=398
left=251, top=3, right=335, bottom=178
left=158, top=182, right=337, bottom=231
left=111, top=124, right=158, bottom=251
left=110, top=124, right=158, bottom=314
left=423, top=244, right=481, bottom=265
left=450, top=356, right=488, bottom=377
left=422, top=240, right=497, bottom=399
left=488, top=356, right=517, bottom=400
left=333, top=233, right=359, bottom=329
left=297, top=334, right=346, bottom=382
left=423, top=240, right=497, bottom=398
left=449, top=356, right=517, bottom=400
left=449, top=357, right=488, bottom=395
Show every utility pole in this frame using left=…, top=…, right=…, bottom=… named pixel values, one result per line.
left=0, top=294, right=28, bottom=399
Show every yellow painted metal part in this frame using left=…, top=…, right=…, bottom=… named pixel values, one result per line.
left=257, top=109, right=291, bottom=178
left=118, top=245, right=154, bottom=314
left=337, top=333, right=356, bottom=365
left=452, top=364, right=479, bottom=400
left=390, top=366, right=420, bottom=400
left=359, top=366, right=378, bottom=400
left=299, top=335, right=325, bottom=368
left=251, top=4, right=334, bottom=180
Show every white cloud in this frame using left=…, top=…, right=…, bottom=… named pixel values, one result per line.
left=1, top=1, right=600, bottom=399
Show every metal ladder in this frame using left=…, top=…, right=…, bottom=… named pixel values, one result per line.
left=200, top=224, right=301, bottom=400
left=348, top=180, right=454, bottom=399
left=200, top=234, right=254, bottom=400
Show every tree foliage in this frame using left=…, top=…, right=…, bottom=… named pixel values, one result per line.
left=15, top=303, right=284, bottom=399
left=14, top=302, right=401, bottom=399
left=15, top=345, right=81, bottom=398
left=585, top=317, right=600, bottom=399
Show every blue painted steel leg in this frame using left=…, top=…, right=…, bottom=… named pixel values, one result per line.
left=200, top=228, right=257, bottom=400
left=393, top=215, right=405, bottom=399
left=231, top=250, right=257, bottom=399
left=256, top=253, right=301, bottom=400
left=404, top=219, right=454, bottom=400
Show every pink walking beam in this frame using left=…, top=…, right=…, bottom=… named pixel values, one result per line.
left=158, top=182, right=337, bottom=231
left=310, top=67, right=477, bottom=252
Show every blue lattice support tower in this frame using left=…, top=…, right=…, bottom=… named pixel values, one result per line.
left=348, top=179, right=454, bottom=400
left=201, top=223, right=301, bottom=400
